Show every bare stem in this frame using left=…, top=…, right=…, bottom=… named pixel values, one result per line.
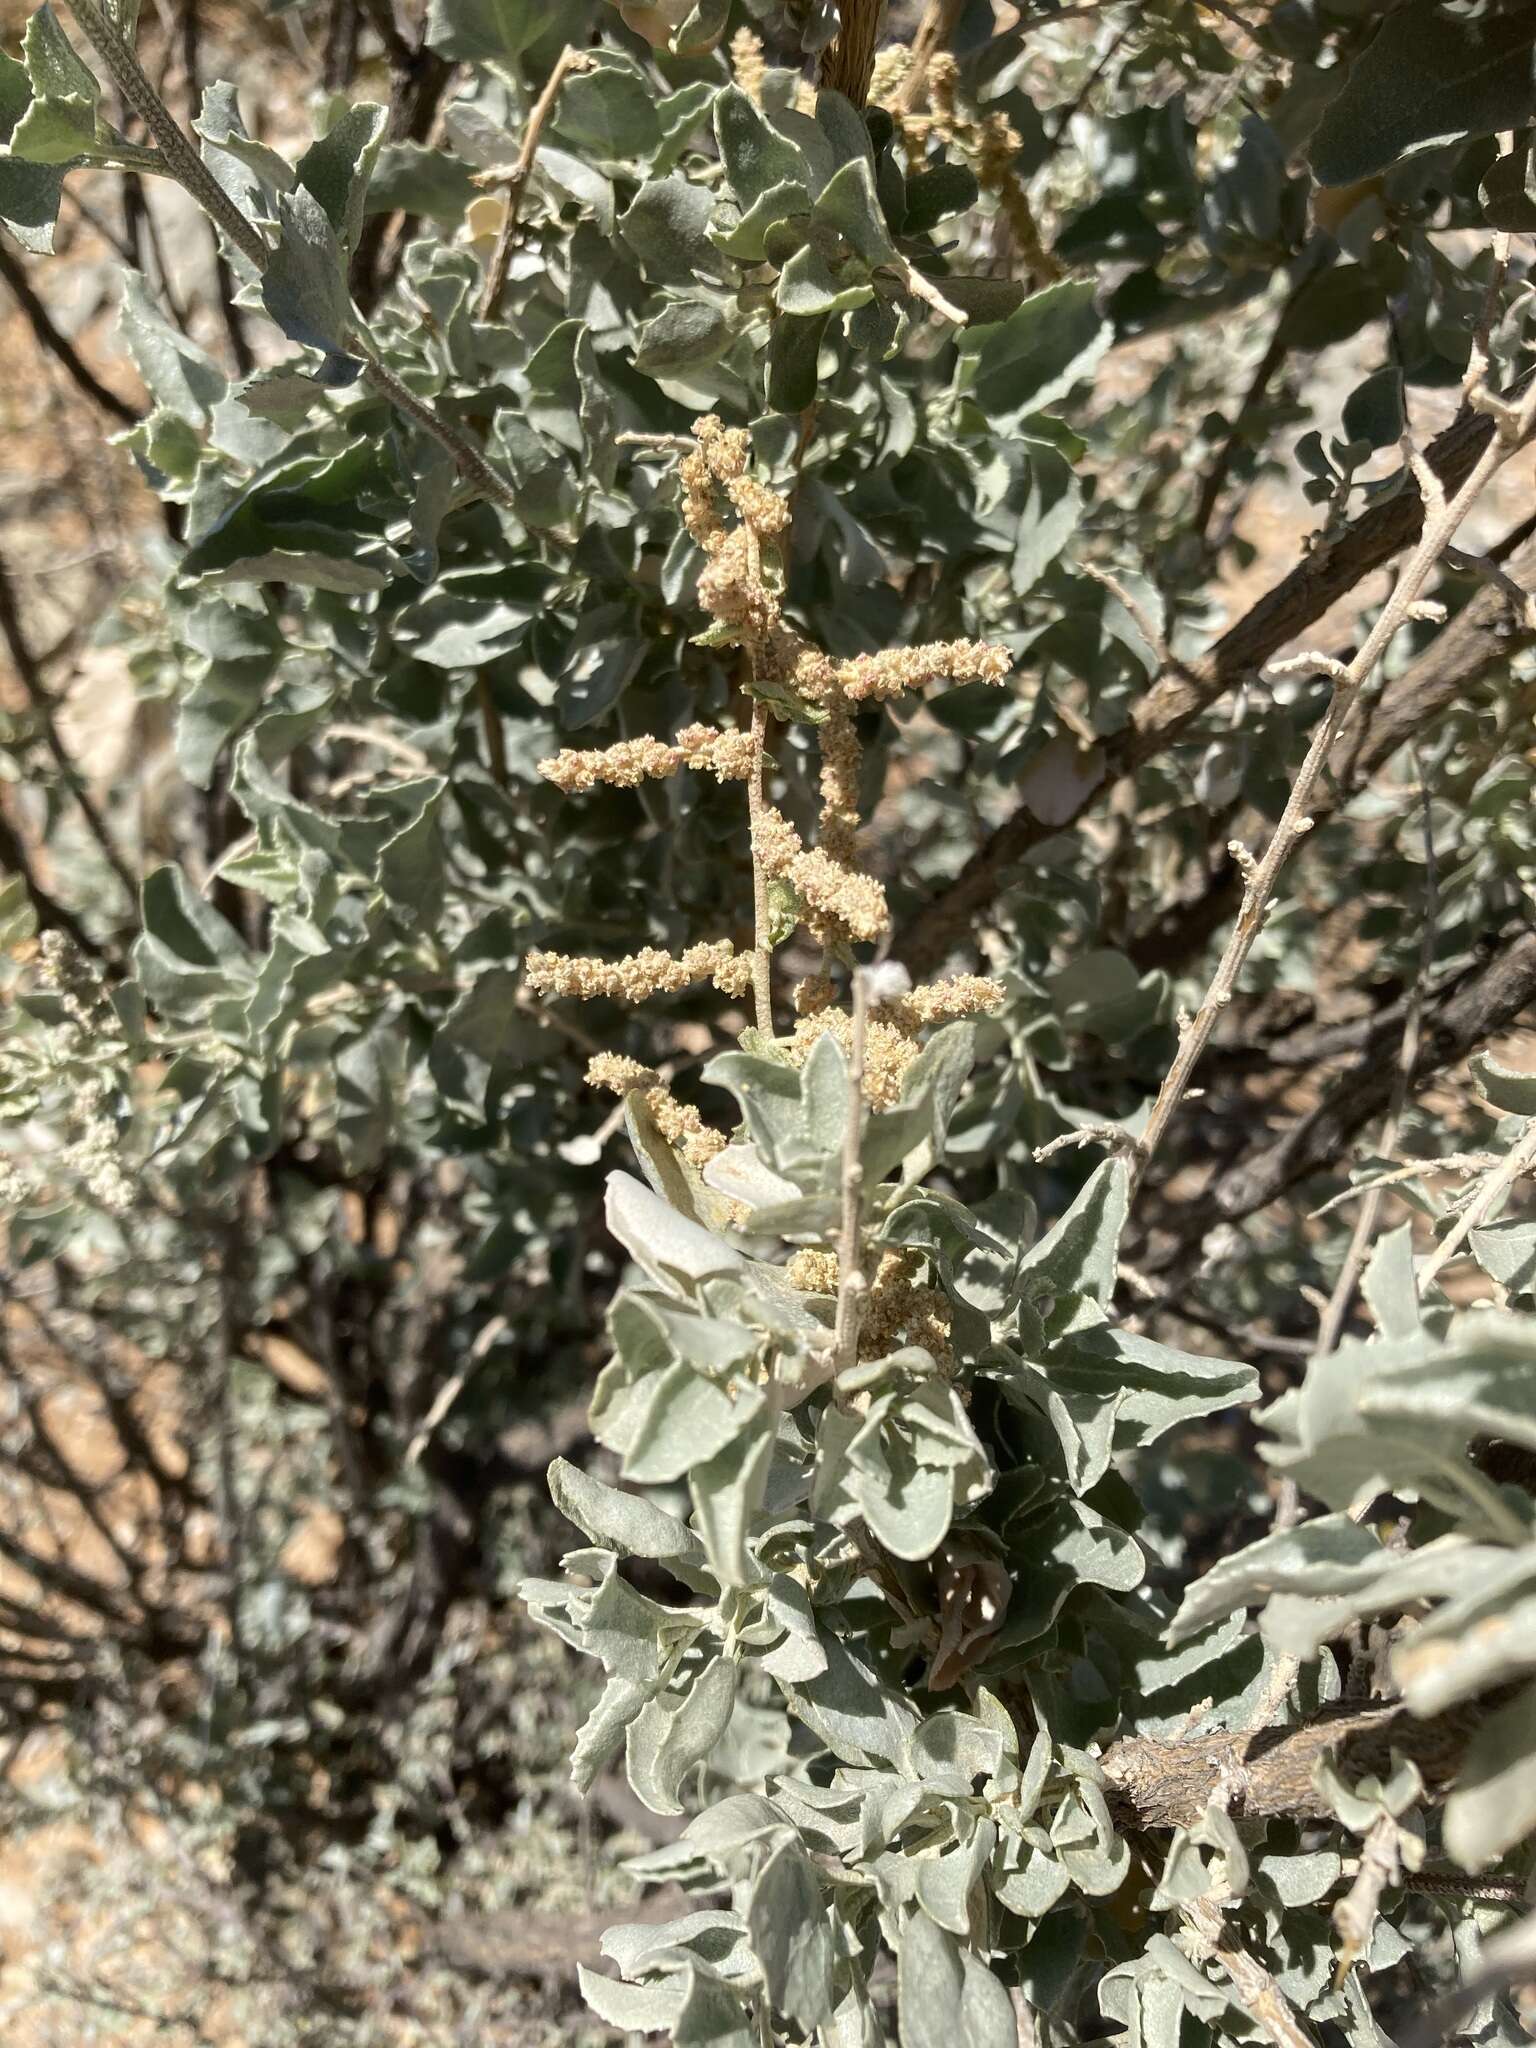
left=1181, top=1896, right=1321, bottom=2048
left=1419, top=1114, right=1536, bottom=1292
left=475, top=46, right=586, bottom=323
left=1315, top=757, right=1436, bottom=1352
left=1131, top=378, right=1536, bottom=1194
left=833, top=969, right=870, bottom=1377
left=745, top=699, right=775, bottom=1036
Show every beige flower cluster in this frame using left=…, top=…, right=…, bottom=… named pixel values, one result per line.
left=527, top=940, right=754, bottom=1002
left=875, top=49, right=1060, bottom=285
left=787, top=1244, right=954, bottom=1370
left=537, top=722, right=756, bottom=794
left=885, top=972, right=1004, bottom=1033
left=729, top=24, right=766, bottom=104
left=585, top=1054, right=727, bottom=1170
left=781, top=971, right=1005, bottom=1108
left=753, top=805, right=891, bottom=948
left=823, top=639, right=1012, bottom=704
left=785, top=1009, right=920, bottom=1109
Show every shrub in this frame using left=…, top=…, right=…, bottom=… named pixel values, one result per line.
left=2, top=0, right=1536, bottom=2042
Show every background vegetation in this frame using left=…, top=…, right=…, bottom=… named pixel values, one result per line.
left=0, top=0, right=1535, bottom=2041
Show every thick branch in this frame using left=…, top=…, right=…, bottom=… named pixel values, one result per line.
left=1129, top=526, right=1536, bottom=977
left=1152, top=924, right=1536, bottom=1247
left=820, top=0, right=886, bottom=108
left=901, top=387, right=1517, bottom=973
left=1102, top=1700, right=1479, bottom=1832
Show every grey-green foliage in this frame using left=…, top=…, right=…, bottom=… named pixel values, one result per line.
left=526, top=1036, right=1257, bottom=2043
left=2, top=0, right=1536, bottom=2043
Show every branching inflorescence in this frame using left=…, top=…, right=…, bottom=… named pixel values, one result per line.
left=529, top=414, right=1010, bottom=1145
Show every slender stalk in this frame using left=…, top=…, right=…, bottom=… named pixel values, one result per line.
left=1131, top=378, right=1536, bottom=1193
left=0, top=241, right=139, bottom=427
left=475, top=45, right=585, bottom=324
left=819, top=0, right=886, bottom=109
left=0, top=545, right=139, bottom=906
left=1419, top=1115, right=1536, bottom=1292
left=1314, top=760, right=1436, bottom=1353
left=745, top=699, right=775, bottom=1035
left=833, top=969, right=870, bottom=1378
left=1180, top=1896, right=1321, bottom=2048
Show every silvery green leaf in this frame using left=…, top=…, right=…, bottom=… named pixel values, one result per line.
left=959, top=277, right=1110, bottom=427
left=1443, top=1679, right=1536, bottom=1868
left=748, top=1840, right=836, bottom=2029
left=994, top=1842, right=1070, bottom=1918
left=1472, top=1050, right=1536, bottom=1117
left=571, top=1672, right=653, bottom=1791
left=759, top=1572, right=826, bottom=1682
left=766, top=308, right=828, bottom=411
left=623, top=1359, right=765, bottom=1486
left=1016, top=1159, right=1127, bottom=1309
left=10, top=5, right=96, bottom=164
left=898, top=1912, right=1017, bottom=2048
left=1258, top=1850, right=1344, bottom=1908
left=633, top=300, right=733, bottom=378
left=701, top=1143, right=802, bottom=1213
left=196, top=81, right=294, bottom=210
left=673, top=1967, right=757, bottom=2048
left=711, top=175, right=811, bottom=260
left=532, top=142, right=615, bottom=233
left=688, top=1411, right=774, bottom=1587
left=602, top=1908, right=753, bottom=1982
left=626, top=1655, right=739, bottom=1815
left=577, top=1962, right=686, bottom=2031
left=1150, top=1802, right=1249, bottom=1909
left=1471, top=1220, right=1536, bottom=1296
left=548, top=1455, right=705, bottom=1571
left=554, top=51, right=661, bottom=167
left=1051, top=1783, right=1129, bottom=1896
left=118, top=272, right=227, bottom=424
left=621, top=174, right=717, bottom=282
left=714, top=83, right=805, bottom=209
left=363, top=140, right=475, bottom=226
left=907, top=1708, right=1008, bottom=1786
left=1307, top=0, right=1536, bottom=187
left=583, top=1564, right=687, bottom=1683
left=782, top=1632, right=920, bottom=1767
left=424, top=0, right=545, bottom=63
left=0, top=53, right=65, bottom=249
left=1169, top=1512, right=1387, bottom=1644
left=778, top=241, right=873, bottom=319
left=1391, top=1556, right=1536, bottom=1715
left=606, top=1172, right=747, bottom=1293
left=812, top=157, right=897, bottom=268
left=682, top=1792, right=789, bottom=1866
left=262, top=185, right=358, bottom=372
left=297, top=100, right=386, bottom=256
left=374, top=776, right=445, bottom=916
left=1361, top=1221, right=1421, bottom=1339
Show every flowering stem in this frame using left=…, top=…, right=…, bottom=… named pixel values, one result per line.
left=833, top=968, right=869, bottom=1377
left=745, top=699, right=775, bottom=1035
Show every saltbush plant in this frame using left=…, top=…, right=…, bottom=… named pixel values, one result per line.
left=2, top=0, right=1536, bottom=2042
